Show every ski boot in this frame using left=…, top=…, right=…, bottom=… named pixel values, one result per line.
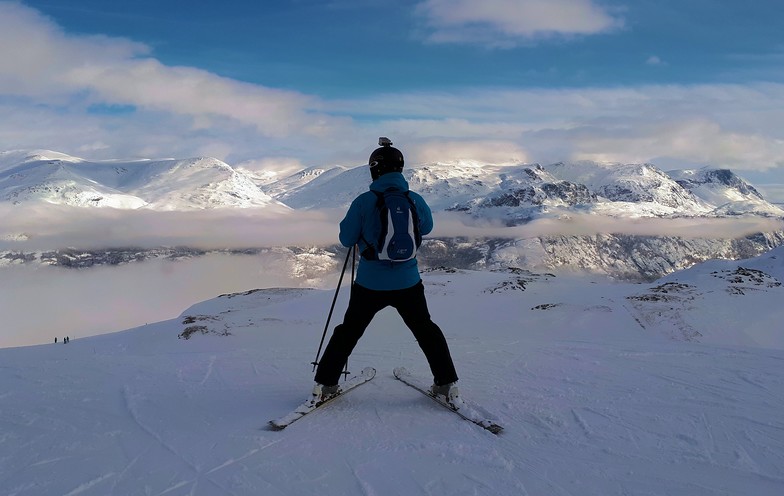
left=308, top=383, right=340, bottom=407
left=431, top=381, right=464, bottom=410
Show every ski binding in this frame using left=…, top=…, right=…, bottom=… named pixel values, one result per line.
left=393, top=367, right=503, bottom=434
left=269, top=366, right=376, bottom=430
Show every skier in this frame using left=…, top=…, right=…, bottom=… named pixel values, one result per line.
left=311, top=138, right=459, bottom=404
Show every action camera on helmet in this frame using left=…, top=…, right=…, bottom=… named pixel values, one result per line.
left=368, top=138, right=404, bottom=180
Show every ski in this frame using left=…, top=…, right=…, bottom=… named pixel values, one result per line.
left=269, top=367, right=376, bottom=430
left=393, top=367, right=503, bottom=434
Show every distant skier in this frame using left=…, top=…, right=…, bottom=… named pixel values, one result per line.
left=311, top=138, right=459, bottom=403
left=54, top=337, right=58, bottom=344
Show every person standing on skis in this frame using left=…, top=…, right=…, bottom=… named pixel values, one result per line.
left=312, top=138, right=459, bottom=403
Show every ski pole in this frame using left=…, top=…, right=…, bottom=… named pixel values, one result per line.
left=311, top=245, right=354, bottom=372
left=341, top=245, right=358, bottom=380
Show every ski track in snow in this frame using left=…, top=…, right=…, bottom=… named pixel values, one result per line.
left=62, top=473, right=117, bottom=496
left=199, top=356, right=217, bottom=386
left=1, top=265, right=784, bottom=495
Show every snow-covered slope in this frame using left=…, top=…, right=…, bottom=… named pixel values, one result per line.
left=273, top=165, right=367, bottom=209
left=670, top=168, right=782, bottom=217
left=264, top=159, right=784, bottom=220
left=0, top=151, right=284, bottom=210
left=258, top=166, right=346, bottom=203
left=0, top=150, right=83, bottom=169
left=0, top=151, right=147, bottom=208
left=446, top=164, right=597, bottom=224
left=1, top=255, right=783, bottom=495
left=3, top=149, right=782, bottom=218
left=126, top=157, right=282, bottom=210
left=545, top=161, right=712, bottom=215
left=405, top=161, right=510, bottom=211
left=626, top=245, right=784, bottom=346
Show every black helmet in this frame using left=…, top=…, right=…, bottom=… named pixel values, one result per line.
left=368, top=137, right=404, bottom=180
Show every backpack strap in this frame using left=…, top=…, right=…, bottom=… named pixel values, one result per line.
left=405, top=191, right=422, bottom=248
left=359, top=191, right=386, bottom=261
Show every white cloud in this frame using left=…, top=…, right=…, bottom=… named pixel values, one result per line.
left=235, top=157, right=310, bottom=181
left=5, top=201, right=781, bottom=256
left=0, top=2, right=148, bottom=100
left=542, top=117, right=784, bottom=170
left=432, top=211, right=784, bottom=240
left=416, top=0, right=624, bottom=46
left=332, top=83, right=784, bottom=171
left=757, top=184, right=784, bottom=204
left=0, top=254, right=311, bottom=348
left=0, top=204, right=345, bottom=252
left=0, top=2, right=346, bottom=140
left=62, top=60, right=328, bottom=138
left=409, top=139, right=529, bottom=165
left=646, top=55, right=665, bottom=66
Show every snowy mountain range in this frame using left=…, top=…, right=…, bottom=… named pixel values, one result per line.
left=2, top=245, right=783, bottom=495
left=271, top=158, right=784, bottom=219
left=3, top=150, right=781, bottom=217
left=2, top=149, right=783, bottom=280
left=0, top=150, right=284, bottom=210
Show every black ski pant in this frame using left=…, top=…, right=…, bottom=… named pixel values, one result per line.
left=314, top=281, right=458, bottom=387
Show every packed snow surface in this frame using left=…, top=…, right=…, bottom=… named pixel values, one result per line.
left=2, top=248, right=783, bottom=495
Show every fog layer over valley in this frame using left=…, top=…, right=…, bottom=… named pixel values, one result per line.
left=0, top=253, right=334, bottom=348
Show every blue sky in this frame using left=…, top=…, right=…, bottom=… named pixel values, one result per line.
left=18, top=0, right=784, bottom=94
left=2, top=0, right=784, bottom=198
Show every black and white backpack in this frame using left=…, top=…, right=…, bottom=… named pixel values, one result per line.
left=362, top=188, right=422, bottom=262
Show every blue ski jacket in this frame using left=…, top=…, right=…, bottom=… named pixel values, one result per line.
left=339, top=172, right=433, bottom=291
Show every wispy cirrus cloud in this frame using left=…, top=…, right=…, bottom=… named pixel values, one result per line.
left=415, top=0, right=624, bottom=46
